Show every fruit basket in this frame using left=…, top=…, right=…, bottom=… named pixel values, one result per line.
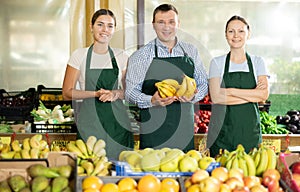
left=111, top=161, right=220, bottom=177
left=0, top=88, right=36, bottom=121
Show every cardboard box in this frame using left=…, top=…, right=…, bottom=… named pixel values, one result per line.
left=0, top=152, right=77, bottom=191
left=277, top=152, right=300, bottom=192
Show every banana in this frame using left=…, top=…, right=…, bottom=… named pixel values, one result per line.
left=1, top=151, right=16, bottom=159
left=162, top=79, right=180, bottom=89
left=86, top=136, right=97, bottom=156
left=225, top=153, right=237, bottom=170
left=91, top=159, right=105, bottom=176
left=157, top=87, right=173, bottom=98
left=253, top=150, right=261, bottom=168
left=92, top=139, right=106, bottom=157
left=11, top=140, right=22, bottom=152
left=238, top=155, right=248, bottom=176
left=30, top=148, right=40, bottom=159
left=66, top=142, right=86, bottom=159
left=77, top=166, right=85, bottom=174
left=21, top=149, right=31, bottom=159
left=184, top=75, right=197, bottom=98
left=81, top=161, right=94, bottom=176
left=176, top=76, right=188, bottom=97
left=22, top=138, right=31, bottom=150
left=255, top=147, right=268, bottom=176
left=231, top=155, right=240, bottom=170
left=75, top=139, right=89, bottom=157
left=14, top=152, right=22, bottom=159
left=249, top=147, right=257, bottom=158
left=243, top=153, right=256, bottom=176
left=266, top=147, right=277, bottom=170
left=96, top=168, right=109, bottom=176
left=1, top=144, right=10, bottom=153
left=155, top=82, right=177, bottom=97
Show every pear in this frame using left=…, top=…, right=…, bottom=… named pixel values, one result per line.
left=8, top=175, right=28, bottom=192
left=51, top=176, right=69, bottom=192
left=31, top=176, right=49, bottom=192
left=28, top=164, right=60, bottom=178
left=50, top=165, right=73, bottom=178
left=19, top=187, right=31, bottom=192
left=0, top=180, right=12, bottom=192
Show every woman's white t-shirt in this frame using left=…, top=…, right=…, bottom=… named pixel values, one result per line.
left=68, top=47, right=128, bottom=90
left=209, top=54, right=269, bottom=83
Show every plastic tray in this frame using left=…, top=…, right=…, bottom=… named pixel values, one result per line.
left=31, top=123, right=77, bottom=133
left=0, top=88, right=36, bottom=121
left=111, top=161, right=220, bottom=177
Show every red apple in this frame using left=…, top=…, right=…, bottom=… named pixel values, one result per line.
left=225, top=177, right=244, bottom=190
left=232, top=186, right=250, bottom=192
left=211, top=167, right=229, bottom=182
left=262, top=169, right=281, bottom=181
left=243, top=176, right=261, bottom=189
left=292, top=173, right=300, bottom=188
left=292, top=162, right=300, bottom=174
left=199, top=177, right=220, bottom=192
left=191, top=169, right=209, bottom=184
left=262, top=176, right=279, bottom=192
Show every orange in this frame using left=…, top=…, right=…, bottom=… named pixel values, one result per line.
left=101, top=183, right=119, bottom=192
left=187, top=184, right=200, bottom=192
left=82, top=176, right=103, bottom=190
left=118, top=177, right=138, bottom=191
left=160, top=178, right=180, bottom=192
left=137, top=174, right=161, bottom=192
left=83, top=188, right=100, bottom=192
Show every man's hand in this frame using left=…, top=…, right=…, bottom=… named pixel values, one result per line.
left=151, top=91, right=177, bottom=106
left=97, top=89, right=120, bottom=102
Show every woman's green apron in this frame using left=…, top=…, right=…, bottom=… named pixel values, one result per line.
left=207, top=53, right=261, bottom=157
left=77, top=45, right=133, bottom=160
left=140, top=42, right=195, bottom=152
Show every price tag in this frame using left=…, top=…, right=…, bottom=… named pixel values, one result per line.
left=0, top=137, right=11, bottom=144
left=262, top=139, right=281, bottom=153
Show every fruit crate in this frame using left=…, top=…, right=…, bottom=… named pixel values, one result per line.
left=111, top=161, right=220, bottom=177
left=31, top=123, right=77, bottom=133
left=277, top=152, right=300, bottom=192
left=0, top=88, right=36, bottom=121
left=77, top=176, right=185, bottom=192
left=36, top=85, right=72, bottom=109
left=0, top=152, right=77, bottom=192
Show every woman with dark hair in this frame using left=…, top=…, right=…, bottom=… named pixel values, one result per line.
left=207, top=15, right=269, bottom=157
left=62, top=9, right=134, bottom=159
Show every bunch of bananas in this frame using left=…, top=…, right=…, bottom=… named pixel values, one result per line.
left=216, top=144, right=256, bottom=177
left=0, top=134, right=50, bottom=159
left=155, top=75, right=197, bottom=98
left=249, top=145, right=277, bottom=176
left=66, top=136, right=111, bottom=176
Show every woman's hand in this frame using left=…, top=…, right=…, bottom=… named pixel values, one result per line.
left=151, top=91, right=177, bottom=107
left=96, top=89, right=123, bottom=102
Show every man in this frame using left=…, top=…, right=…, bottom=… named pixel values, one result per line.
left=125, top=4, right=208, bottom=151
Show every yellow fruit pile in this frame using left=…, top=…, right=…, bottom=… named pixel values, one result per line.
left=155, top=75, right=197, bottom=98
left=0, top=134, right=49, bottom=159
left=66, top=136, right=111, bottom=176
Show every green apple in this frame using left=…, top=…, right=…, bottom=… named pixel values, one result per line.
left=186, top=149, right=202, bottom=162
left=198, top=156, right=216, bottom=170
left=140, top=152, right=161, bottom=172
left=160, top=147, right=172, bottom=154
left=125, top=151, right=143, bottom=167
left=166, top=148, right=185, bottom=162
left=152, top=149, right=165, bottom=160
left=160, top=154, right=179, bottom=172
left=179, top=155, right=198, bottom=172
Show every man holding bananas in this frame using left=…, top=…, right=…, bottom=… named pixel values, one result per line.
left=125, top=4, right=208, bottom=151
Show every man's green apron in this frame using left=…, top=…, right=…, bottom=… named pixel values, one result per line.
left=77, top=45, right=133, bottom=160
left=140, top=42, right=195, bottom=152
left=207, top=53, right=261, bottom=157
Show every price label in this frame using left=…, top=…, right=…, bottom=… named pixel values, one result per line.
left=262, top=139, right=281, bottom=153
left=0, top=137, right=11, bottom=144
